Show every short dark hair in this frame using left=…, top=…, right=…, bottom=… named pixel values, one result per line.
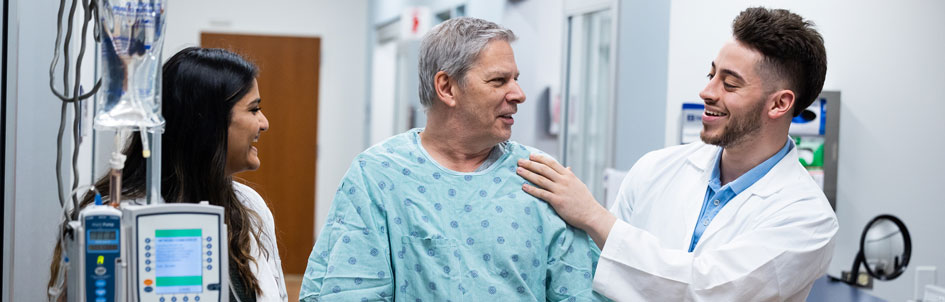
left=733, top=7, right=827, bottom=117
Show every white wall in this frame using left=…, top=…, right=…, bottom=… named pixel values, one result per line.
left=163, top=0, right=369, bottom=241
left=4, top=0, right=89, bottom=300
left=502, top=0, right=565, bottom=156
left=665, top=1, right=945, bottom=300
left=612, top=0, right=670, bottom=170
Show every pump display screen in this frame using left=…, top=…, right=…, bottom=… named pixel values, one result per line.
left=89, top=230, right=117, bottom=240
left=87, top=230, right=119, bottom=252
left=154, top=229, right=203, bottom=294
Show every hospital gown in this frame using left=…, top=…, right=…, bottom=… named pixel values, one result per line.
left=300, top=129, right=606, bottom=301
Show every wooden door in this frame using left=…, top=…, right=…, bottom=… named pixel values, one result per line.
left=201, top=33, right=319, bottom=278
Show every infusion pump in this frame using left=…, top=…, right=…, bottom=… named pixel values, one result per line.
left=65, top=202, right=228, bottom=302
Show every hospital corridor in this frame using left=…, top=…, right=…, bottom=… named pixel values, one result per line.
left=2, top=0, right=944, bottom=301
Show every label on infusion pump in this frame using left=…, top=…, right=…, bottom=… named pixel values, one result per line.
left=135, top=211, right=223, bottom=302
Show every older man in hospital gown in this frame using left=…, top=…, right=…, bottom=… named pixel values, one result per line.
left=299, top=17, right=606, bottom=301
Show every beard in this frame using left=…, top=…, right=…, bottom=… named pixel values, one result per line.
left=700, top=98, right=765, bottom=147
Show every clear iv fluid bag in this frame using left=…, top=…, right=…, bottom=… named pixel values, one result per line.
left=94, top=0, right=166, bottom=130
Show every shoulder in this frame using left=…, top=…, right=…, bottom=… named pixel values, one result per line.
left=625, top=142, right=716, bottom=179
left=232, top=181, right=270, bottom=215
left=639, top=141, right=714, bottom=166
left=749, top=152, right=837, bottom=229
left=354, top=130, right=420, bottom=167
left=364, top=130, right=415, bottom=154
left=507, top=140, right=557, bottom=161
left=233, top=181, right=264, bottom=203
left=769, top=156, right=834, bottom=207
left=757, top=179, right=837, bottom=237
left=760, top=146, right=831, bottom=199
left=618, top=142, right=716, bottom=197
left=350, top=130, right=422, bottom=171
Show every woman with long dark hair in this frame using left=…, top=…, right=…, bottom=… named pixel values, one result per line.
left=48, top=47, right=287, bottom=301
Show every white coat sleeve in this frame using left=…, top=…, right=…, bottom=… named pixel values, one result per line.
left=593, top=170, right=838, bottom=301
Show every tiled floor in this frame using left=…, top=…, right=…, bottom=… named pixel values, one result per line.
left=286, top=274, right=302, bottom=301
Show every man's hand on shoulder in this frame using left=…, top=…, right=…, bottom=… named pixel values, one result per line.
left=517, top=154, right=616, bottom=249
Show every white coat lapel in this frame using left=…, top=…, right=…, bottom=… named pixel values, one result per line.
left=682, top=144, right=721, bottom=249
left=695, top=140, right=800, bottom=251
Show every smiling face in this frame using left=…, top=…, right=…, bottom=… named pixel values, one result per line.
left=699, top=39, right=770, bottom=148
left=225, top=79, right=269, bottom=175
left=453, top=40, right=525, bottom=143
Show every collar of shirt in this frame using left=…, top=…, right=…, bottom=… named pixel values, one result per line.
left=689, top=138, right=793, bottom=252
left=413, top=128, right=510, bottom=172
left=708, top=138, right=793, bottom=195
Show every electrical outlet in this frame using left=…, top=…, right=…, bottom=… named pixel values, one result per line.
left=924, top=284, right=945, bottom=302
left=916, top=266, right=938, bottom=300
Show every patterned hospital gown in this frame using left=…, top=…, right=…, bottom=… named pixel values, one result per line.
left=300, top=129, right=607, bottom=301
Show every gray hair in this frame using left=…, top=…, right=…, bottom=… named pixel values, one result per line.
left=418, top=17, right=516, bottom=108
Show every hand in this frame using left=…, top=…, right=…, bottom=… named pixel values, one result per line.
left=517, top=154, right=616, bottom=248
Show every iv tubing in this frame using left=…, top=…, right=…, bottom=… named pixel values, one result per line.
left=109, top=131, right=128, bottom=206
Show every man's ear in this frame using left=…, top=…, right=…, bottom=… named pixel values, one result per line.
left=768, top=89, right=795, bottom=120
left=434, top=71, right=458, bottom=107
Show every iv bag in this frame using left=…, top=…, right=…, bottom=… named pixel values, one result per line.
left=94, top=0, right=166, bottom=130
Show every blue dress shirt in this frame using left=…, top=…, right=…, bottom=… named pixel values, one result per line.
left=688, top=139, right=793, bottom=252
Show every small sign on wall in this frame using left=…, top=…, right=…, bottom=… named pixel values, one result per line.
left=789, top=97, right=826, bottom=136
left=401, top=7, right=433, bottom=40
left=680, top=103, right=704, bottom=144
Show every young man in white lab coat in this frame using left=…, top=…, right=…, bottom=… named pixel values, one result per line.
left=516, top=7, right=838, bottom=301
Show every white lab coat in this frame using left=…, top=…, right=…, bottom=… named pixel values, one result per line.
left=235, top=182, right=289, bottom=302
left=593, top=140, right=838, bottom=301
